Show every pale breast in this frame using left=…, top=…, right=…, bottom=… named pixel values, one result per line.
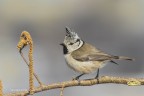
left=64, top=54, right=106, bottom=74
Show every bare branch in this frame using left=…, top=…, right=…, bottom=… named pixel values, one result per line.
left=4, top=76, right=144, bottom=96
left=20, top=52, right=43, bottom=86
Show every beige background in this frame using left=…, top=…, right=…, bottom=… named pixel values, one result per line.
left=0, top=0, right=144, bottom=96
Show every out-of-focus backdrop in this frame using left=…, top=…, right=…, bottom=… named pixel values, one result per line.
left=0, top=0, right=144, bottom=96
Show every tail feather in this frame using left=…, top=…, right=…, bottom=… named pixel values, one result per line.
left=110, top=60, right=119, bottom=65
left=113, top=56, right=134, bottom=61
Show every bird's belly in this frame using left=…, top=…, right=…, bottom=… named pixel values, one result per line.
left=64, top=54, right=105, bottom=74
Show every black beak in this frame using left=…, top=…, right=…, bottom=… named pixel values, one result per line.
left=60, top=43, right=64, bottom=46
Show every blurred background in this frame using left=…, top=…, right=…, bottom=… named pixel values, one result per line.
left=0, top=0, right=144, bottom=96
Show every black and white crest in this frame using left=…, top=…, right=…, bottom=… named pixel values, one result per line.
left=61, top=26, right=84, bottom=54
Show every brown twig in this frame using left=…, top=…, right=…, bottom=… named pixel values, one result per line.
left=4, top=76, right=144, bottom=96
left=20, top=52, right=43, bottom=86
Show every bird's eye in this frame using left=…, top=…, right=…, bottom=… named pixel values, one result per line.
left=68, top=42, right=74, bottom=45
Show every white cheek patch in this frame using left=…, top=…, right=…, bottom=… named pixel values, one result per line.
left=66, top=40, right=83, bottom=53
left=63, top=32, right=83, bottom=53
left=67, top=46, right=74, bottom=52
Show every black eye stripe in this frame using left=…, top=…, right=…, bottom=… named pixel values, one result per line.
left=69, top=42, right=74, bottom=45
left=68, top=39, right=81, bottom=45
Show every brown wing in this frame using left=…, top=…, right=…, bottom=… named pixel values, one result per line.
left=71, top=43, right=112, bottom=61
left=74, top=54, right=112, bottom=61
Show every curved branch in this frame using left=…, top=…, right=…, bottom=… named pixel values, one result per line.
left=4, top=76, right=144, bottom=96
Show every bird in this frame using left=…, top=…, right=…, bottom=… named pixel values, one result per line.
left=60, top=26, right=134, bottom=80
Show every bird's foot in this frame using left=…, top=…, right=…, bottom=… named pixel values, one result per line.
left=84, top=78, right=93, bottom=81
left=72, top=75, right=82, bottom=80
left=72, top=77, right=79, bottom=81
left=72, top=77, right=81, bottom=85
left=95, top=76, right=99, bottom=84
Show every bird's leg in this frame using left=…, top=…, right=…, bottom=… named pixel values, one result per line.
left=84, top=68, right=100, bottom=81
left=73, top=73, right=85, bottom=80
left=95, top=68, right=99, bottom=79
left=95, top=68, right=99, bottom=83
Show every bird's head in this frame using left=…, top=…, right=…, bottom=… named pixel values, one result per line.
left=60, top=26, right=84, bottom=53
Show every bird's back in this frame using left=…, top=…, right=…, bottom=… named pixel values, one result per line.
left=71, top=43, right=112, bottom=62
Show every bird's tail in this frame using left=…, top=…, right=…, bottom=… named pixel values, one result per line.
left=113, top=56, right=134, bottom=61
